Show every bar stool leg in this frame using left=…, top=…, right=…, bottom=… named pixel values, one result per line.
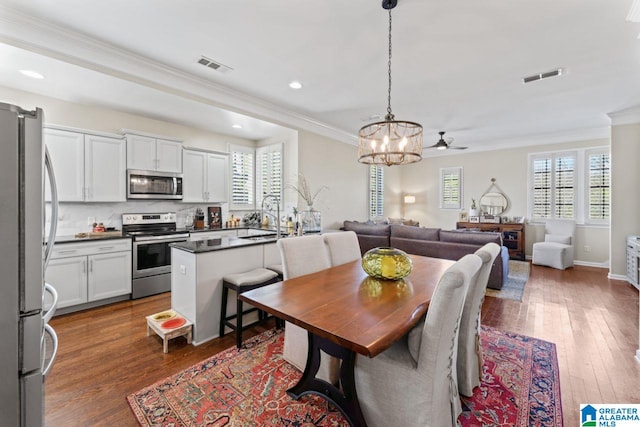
left=236, top=295, right=243, bottom=348
left=220, top=285, right=229, bottom=337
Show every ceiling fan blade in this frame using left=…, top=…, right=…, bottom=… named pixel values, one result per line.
left=448, top=146, right=468, bottom=150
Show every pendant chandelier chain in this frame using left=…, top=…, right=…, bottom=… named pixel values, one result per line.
left=386, top=9, right=393, bottom=120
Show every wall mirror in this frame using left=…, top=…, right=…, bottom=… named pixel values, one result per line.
left=480, top=178, right=509, bottom=215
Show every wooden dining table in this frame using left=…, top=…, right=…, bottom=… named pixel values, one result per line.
left=239, top=254, right=455, bottom=427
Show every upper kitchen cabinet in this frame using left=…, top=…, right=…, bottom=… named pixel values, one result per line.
left=45, top=127, right=126, bottom=202
left=124, top=131, right=182, bottom=173
left=182, top=148, right=228, bottom=203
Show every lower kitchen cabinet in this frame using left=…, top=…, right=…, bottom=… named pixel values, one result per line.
left=46, top=239, right=132, bottom=310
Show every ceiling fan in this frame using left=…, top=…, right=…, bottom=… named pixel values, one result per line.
left=426, top=131, right=468, bottom=150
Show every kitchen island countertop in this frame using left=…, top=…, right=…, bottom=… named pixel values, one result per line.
left=170, top=235, right=277, bottom=254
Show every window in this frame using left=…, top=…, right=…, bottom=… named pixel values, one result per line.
left=229, top=145, right=254, bottom=209
left=528, top=147, right=609, bottom=225
left=256, top=143, right=283, bottom=207
left=586, top=148, right=610, bottom=223
left=440, top=167, right=463, bottom=209
left=369, top=165, right=384, bottom=219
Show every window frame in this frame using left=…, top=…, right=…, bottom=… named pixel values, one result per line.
left=439, top=167, right=463, bottom=210
left=255, top=142, right=284, bottom=209
left=584, top=147, right=610, bottom=226
left=228, top=144, right=255, bottom=211
left=527, top=146, right=610, bottom=226
left=369, top=165, right=384, bottom=220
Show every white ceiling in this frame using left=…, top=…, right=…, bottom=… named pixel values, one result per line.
left=0, top=0, right=639, bottom=150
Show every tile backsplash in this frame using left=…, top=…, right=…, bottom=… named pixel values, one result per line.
left=48, top=201, right=230, bottom=236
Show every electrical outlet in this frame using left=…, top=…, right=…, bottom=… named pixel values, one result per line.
left=584, top=245, right=590, bottom=253
left=179, top=265, right=186, bottom=275
left=87, top=216, right=95, bottom=226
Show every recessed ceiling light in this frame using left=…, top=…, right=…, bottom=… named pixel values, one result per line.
left=19, top=70, right=44, bottom=79
left=231, top=124, right=242, bottom=129
left=288, top=81, right=303, bottom=90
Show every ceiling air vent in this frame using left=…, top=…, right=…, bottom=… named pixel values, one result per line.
left=522, top=68, right=563, bottom=84
left=197, top=56, right=233, bottom=74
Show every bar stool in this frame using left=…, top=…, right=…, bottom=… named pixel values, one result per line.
left=220, top=268, right=280, bottom=348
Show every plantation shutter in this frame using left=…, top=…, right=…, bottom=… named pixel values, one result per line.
left=440, top=167, right=462, bottom=209
left=587, top=150, right=610, bottom=222
left=532, top=157, right=552, bottom=219
left=369, top=165, right=384, bottom=219
left=256, top=143, right=283, bottom=207
left=230, top=146, right=254, bottom=208
left=530, top=152, right=576, bottom=221
left=554, top=155, right=575, bottom=219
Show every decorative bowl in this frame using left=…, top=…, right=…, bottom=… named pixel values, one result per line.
left=361, top=247, right=412, bottom=280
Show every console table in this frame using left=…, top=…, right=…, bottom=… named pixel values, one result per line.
left=456, top=222, right=525, bottom=260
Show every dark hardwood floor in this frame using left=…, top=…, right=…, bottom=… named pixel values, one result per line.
left=45, top=264, right=639, bottom=426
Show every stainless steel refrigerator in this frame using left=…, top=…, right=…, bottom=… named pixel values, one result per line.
left=0, top=102, right=59, bottom=426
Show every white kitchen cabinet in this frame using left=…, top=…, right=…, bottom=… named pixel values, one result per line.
left=182, top=148, right=228, bottom=203
left=46, top=257, right=87, bottom=308
left=88, top=251, right=132, bottom=300
left=46, top=239, right=132, bottom=311
left=125, top=133, right=182, bottom=173
left=45, top=127, right=126, bottom=202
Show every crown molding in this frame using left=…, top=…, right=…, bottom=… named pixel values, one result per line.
left=608, top=106, right=640, bottom=126
left=0, top=6, right=357, bottom=144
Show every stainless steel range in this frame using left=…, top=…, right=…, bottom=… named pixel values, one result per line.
left=122, top=213, right=189, bottom=299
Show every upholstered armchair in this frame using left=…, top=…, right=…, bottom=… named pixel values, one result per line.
left=457, top=242, right=501, bottom=397
left=354, top=254, right=482, bottom=427
left=532, top=219, right=576, bottom=270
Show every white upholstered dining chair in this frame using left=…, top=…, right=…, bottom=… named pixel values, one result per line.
left=354, top=254, right=482, bottom=427
left=532, top=219, right=576, bottom=270
left=457, top=242, right=501, bottom=397
left=323, top=231, right=362, bottom=266
left=277, top=235, right=339, bottom=384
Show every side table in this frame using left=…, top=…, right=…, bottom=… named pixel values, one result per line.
left=146, top=312, right=193, bottom=353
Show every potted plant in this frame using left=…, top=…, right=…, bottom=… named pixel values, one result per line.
left=286, top=174, right=328, bottom=232
left=469, top=198, right=478, bottom=217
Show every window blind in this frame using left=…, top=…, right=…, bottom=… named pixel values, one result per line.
left=256, top=143, right=283, bottom=207
left=369, top=165, right=384, bottom=219
left=587, top=150, right=610, bottom=221
left=440, top=167, right=462, bottom=209
left=230, top=147, right=254, bottom=207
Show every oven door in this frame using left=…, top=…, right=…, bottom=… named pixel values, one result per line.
left=132, top=234, right=189, bottom=278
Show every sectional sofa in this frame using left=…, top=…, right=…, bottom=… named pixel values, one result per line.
left=342, top=221, right=509, bottom=289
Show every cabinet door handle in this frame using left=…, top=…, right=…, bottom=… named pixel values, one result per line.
left=57, top=250, right=77, bottom=255
left=89, top=260, right=93, bottom=273
left=99, top=246, right=114, bottom=251
left=82, top=260, right=86, bottom=273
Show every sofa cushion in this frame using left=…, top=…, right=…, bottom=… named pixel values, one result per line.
left=343, top=221, right=390, bottom=236
left=439, top=230, right=502, bottom=246
left=390, top=224, right=440, bottom=241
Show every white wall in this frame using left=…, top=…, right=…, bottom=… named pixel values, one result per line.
left=395, top=139, right=610, bottom=263
left=297, top=130, right=368, bottom=230
left=610, top=123, right=640, bottom=276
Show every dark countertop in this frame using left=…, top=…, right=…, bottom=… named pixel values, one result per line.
left=55, top=233, right=130, bottom=244
left=180, top=226, right=275, bottom=233
left=170, top=236, right=278, bottom=254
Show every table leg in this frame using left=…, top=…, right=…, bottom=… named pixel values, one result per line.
left=287, top=333, right=367, bottom=427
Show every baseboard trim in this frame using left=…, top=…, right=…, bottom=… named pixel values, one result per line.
left=524, top=256, right=610, bottom=270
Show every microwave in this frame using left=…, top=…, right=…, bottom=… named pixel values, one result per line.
left=127, top=169, right=183, bottom=200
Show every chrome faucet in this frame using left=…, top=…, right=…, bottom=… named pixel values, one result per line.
left=261, top=194, right=281, bottom=239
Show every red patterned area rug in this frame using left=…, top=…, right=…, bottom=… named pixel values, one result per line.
left=127, top=326, right=562, bottom=426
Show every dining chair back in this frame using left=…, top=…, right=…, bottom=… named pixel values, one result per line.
left=323, top=231, right=362, bottom=266
left=277, top=235, right=339, bottom=383
left=457, top=242, right=501, bottom=397
left=355, top=254, right=482, bottom=427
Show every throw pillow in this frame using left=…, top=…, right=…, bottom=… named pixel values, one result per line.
left=545, top=234, right=571, bottom=244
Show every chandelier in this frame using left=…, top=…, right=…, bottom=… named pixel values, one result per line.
left=358, top=0, right=423, bottom=167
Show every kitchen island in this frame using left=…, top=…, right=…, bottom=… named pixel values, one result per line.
left=170, top=235, right=280, bottom=345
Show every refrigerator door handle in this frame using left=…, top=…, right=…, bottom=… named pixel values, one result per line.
left=42, top=324, right=58, bottom=377
left=44, top=147, right=59, bottom=270
left=42, top=283, right=58, bottom=324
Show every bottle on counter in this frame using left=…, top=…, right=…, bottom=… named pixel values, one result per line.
left=287, top=217, right=294, bottom=236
